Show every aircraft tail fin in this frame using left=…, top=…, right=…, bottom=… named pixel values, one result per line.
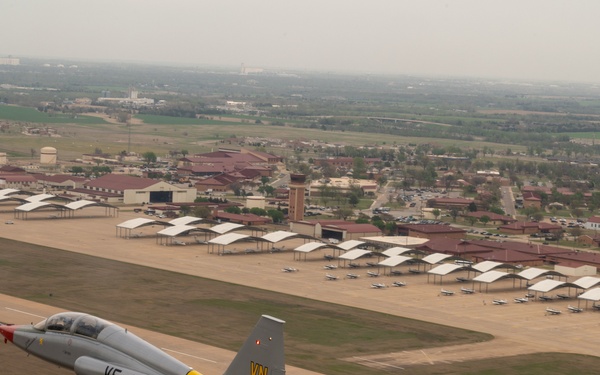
left=223, top=315, right=286, bottom=375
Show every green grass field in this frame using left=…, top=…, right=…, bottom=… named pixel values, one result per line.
left=0, top=105, right=107, bottom=125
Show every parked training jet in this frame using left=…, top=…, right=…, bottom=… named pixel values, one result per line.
left=0, top=312, right=285, bottom=375
left=546, top=307, right=562, bottom=315
left=371, top=283, right=387, bottom=289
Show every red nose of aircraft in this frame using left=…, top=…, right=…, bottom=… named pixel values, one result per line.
left=0, top=324, right=16, bottom=343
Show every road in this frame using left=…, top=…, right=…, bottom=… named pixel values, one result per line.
left=501, top=186, right=517, bottom=217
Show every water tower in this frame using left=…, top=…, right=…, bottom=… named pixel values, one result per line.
left=40, top=146, right=57, bottom=164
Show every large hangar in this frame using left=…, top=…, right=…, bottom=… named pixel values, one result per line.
left=78, top=174, right=196, bottom=204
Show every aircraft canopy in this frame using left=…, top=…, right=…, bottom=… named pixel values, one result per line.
left=34, top=312, right=112, bottom=340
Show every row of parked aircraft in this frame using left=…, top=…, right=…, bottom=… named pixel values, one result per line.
left=371, top=282, right=407, bottom=288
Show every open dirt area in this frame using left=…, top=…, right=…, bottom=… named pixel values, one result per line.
left=1, top=208, right=600, bottom=373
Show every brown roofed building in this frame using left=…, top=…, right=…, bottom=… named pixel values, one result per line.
left=522, top=191, right=542, bottom=209
left=78, top=174, right=196, bottom=204
left=290, top=219, right=381, bottom=241
left=194, top=174, right=240, bottom=192
left=214, top=212, right=271, bottom=226
left=426, top=197, right=474, bottom=209
left=465, top=211, right=517, bottom=225
left=34, top=174, right=87, bottom=190
left=471, top=249, right=544, bottom=266
left=396, top=224, right=467, bottom=240
left=499, top=221, right=561, bottom=235
left=0, top=174, right=37, bottom=189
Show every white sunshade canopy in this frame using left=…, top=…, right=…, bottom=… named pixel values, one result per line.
left=472, top=261, right=506, bottom=273
left=382, top=247, right=413, bottom=257
left=293, top=242, right=328, bottom=253
left=0, top=188, right=20, bottom=196
left=117, top=218, right=162, bottom=229
left=518, top=268, right=567, bottom=280
left=157, top=225, right=198, bottom=237
left=15, top=201, right=54, bottom=212
left=422, top=253, right=452, bottom=265
left=378, top=255, right=413, bottom=267
left=428, top=263, right=467, bottom=276
left=64, top=200, right=111, bottom=210
left=472, top=270, right=526, bottom=284
left=26, top=194, right=56, bottom=203
left=261, top=231, right=299, bottom=243
left=578, top=288, right=600, bottom=302
left=169, top=216, right=203, bottom=226
left=209, top=232, right=250, bottom=246
left=209, top=222, right=245, bottom=234
left=573, top=276, right=600, bottom=290
left=336, top=240, right=365, bottom=251
left=338, top=249, right=372, bottom=260
left=527, top=279, right=581, bottom=293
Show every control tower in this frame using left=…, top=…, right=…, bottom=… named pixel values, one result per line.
left=288, top=174, right=306, bottom=222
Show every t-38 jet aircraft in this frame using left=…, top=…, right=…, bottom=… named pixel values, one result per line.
left=0, top=311, right=285, bottom=375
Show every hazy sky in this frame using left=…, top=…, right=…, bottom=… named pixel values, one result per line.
left=2, top=0, right=599, bottom=82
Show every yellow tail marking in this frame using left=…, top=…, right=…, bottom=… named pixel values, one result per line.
left=251, top=361, right=269, bottom=375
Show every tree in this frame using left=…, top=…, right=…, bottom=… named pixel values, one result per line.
left=571, top=208, right=584, bottom=219
left=116, top=111, right=130, bottom=123
left=268, top=209, right=284, bottom=223
left=385, top=222, right=397, bottom=235
left=449, top=208, right=460, bottom=222
left=71, top=166, right=84, bottom=174
left=348, top=194, right=359, bottom=207
left=334, top=207, right=354, bottom=220
left=489, top=206, right=505, bottom=215
left=466, top=215, right=477, bottom=226
left=249, top=207, right=267, bottom=216
left=479, top=215, right=490, bottom=226
left=532, top=212, right=544, bottom=222
left=432, top=209, right=441, bottom=220
left=142, top=151, right=157, bottom=164
left=225, top=206, right=241, bottom=214
left=570, top=227, right=583, bottom=242
left=377, top=176, right=388, bottom=190
left=352, top=157, right=367, bottom=179
left=370, top=216, right=385, bottom=230
left=192, top=206, right=211, bottom=218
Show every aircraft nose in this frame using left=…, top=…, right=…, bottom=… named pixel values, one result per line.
left=0, top=324, right=16, bottom=343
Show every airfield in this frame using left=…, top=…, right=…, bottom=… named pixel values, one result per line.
left=1, top=210, right=600, bottom=373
